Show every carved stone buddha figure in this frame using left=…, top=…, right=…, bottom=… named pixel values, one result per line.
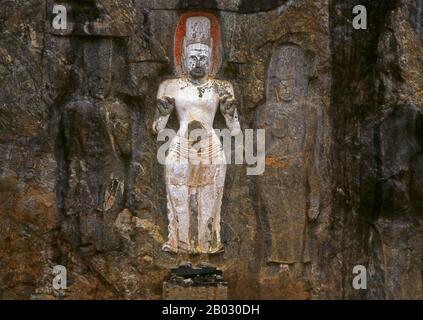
left=152, top=16, right=240, bottom=254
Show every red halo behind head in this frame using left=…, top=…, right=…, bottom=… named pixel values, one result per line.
left=174, top=11, right=222, bottom=77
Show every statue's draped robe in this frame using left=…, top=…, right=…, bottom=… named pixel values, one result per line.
left=165, top=128, right=226, bottom=253
left=156, top=78, right=238, bottom=254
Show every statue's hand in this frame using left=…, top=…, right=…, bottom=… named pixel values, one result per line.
left=157, top=96, right=175, bottom=116
left=220, top=95, right=236, bottom=117
left=307, top=194, right=320, bottom=221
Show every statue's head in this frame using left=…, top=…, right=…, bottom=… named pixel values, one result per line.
left=174, top=13, right=221, bottom=77
left=84, top=40, right=114, bottom=98
left=267, top=44, right=308, bottom=103
left=180, top=16, right=215, bottom=80
left=184, top=43, right=212, bottom=79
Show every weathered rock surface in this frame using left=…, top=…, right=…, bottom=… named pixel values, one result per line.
left=0, top=0, right=421, bottom=299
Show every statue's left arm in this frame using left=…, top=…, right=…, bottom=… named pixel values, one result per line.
left=305, top=100, right=322, bottom=221
left=218, top=81, right=241, bottom=136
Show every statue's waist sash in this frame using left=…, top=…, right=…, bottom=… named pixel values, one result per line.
left=165, top=133, right=226, bottom=187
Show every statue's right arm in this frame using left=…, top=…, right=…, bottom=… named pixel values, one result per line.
left=152, top=81, right=175, bottom=135
left=152, top=114, right=170, bottom=135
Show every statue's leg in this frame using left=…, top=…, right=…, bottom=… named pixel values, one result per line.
left=162, top=187, right=178, bottom=253
left=197, top=183, right=224, bottom=253
left=165, top=184, right=190, bottom=252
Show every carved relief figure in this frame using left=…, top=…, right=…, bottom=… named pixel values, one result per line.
left=256, top=44, right=320, bottom=264
left=61, top=39, right=131, bottom=253
left=152, top=14, right=240, bottom=254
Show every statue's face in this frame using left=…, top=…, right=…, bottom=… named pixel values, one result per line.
left=274, top=79, right=295, bottom=102
left=184, top=44, right=211, bottom=79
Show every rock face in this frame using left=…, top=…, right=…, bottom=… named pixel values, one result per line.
left=0, top=0, right=421, bottom=299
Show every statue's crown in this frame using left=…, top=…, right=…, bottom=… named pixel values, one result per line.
left=183, top=16, right=212, bottom=47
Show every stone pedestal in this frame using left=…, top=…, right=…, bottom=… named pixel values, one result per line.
left=162, top=264, right=228, bottom=300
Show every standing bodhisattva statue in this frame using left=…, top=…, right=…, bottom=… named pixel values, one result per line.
left=152, top=15, right=240, bottom=254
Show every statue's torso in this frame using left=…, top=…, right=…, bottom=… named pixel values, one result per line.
left=159, top=78, right=228, bottom=185
left=159, top=78, right=225, bottom=134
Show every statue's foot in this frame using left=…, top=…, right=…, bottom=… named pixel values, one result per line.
left=162, top=242, right=178, bottom=254
left=209, top=244, right=225, bottom=254
left=195, top=244, right=224, bottom=255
